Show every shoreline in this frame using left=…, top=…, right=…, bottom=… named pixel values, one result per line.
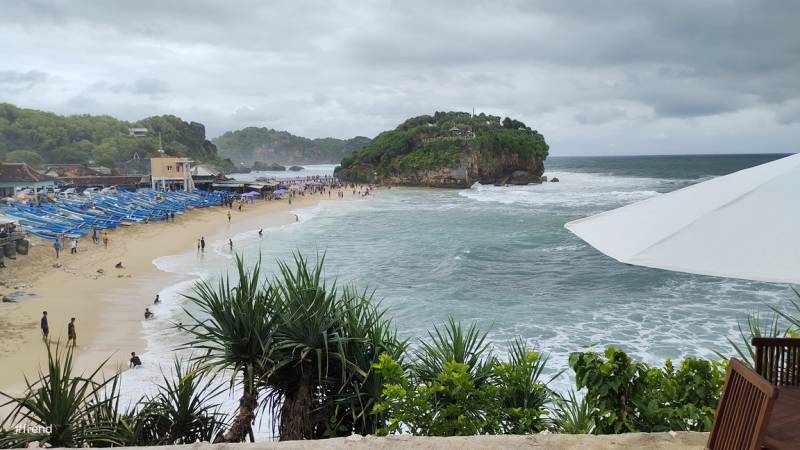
left=0, top=191, right=345, bottom=396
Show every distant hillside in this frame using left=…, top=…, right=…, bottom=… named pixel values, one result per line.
left=212, top=127, right=371, bottom=165
left=336, top=111, right=549, bottom=187
left=0, top=103, right=232, bottom=173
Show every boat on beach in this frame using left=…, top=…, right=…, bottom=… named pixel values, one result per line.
left=0, top=189, right=233, bottom=239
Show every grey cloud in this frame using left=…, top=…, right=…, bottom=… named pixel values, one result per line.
left=0, top=0, right=798, bottom=155
left=775, top=100, right=800, bottom=125
left=132, top=78, right=169, bottom=95
left=574, top=107, right=627, bottom=125
left=90, top=78, right=169, bottom=96
left=0, top=69, right=47, bottom=92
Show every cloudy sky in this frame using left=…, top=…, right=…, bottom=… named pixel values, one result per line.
left=2, top=0, right=799, bottom=155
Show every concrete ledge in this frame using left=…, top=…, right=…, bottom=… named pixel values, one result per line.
left=117, top=432, right=708, bottom=449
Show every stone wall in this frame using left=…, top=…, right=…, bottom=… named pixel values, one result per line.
left=106, top=432, right=708, bottom=450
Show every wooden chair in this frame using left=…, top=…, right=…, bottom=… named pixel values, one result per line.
left=753, top=337, right=800, bottom=387
left=706, top=358, right=778, bottom=450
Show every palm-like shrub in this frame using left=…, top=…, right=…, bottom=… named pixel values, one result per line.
left=135, top=359, right=228, bottom=445
left=551, top=390, right=592, bottom=434
left=182, top=253, right=403, bottom=441
left=326, top=287, right=406, bottom=437
left=490, top=338, right=558, bottom=434
left=180, top=256, right=274, bottom=442
left=263, top=254, right=404, bottom=440
left=413, top=318, right=495, bottom=384
left=0, top=344, right=119, bottom=448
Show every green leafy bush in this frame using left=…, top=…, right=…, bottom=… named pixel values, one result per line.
left=373, top=320, right=554, bottom=437
left=569, top=347, right=724, bottom=434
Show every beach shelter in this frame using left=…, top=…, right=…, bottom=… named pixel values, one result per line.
left=564, top=153, right=800, bottom=284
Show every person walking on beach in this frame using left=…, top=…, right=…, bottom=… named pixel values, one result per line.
left=92, top=228, right=98, bottom=244
left=200, top=237, right=205, bottom=252
left=102, top=231, right=109, bottom=248
left=130, top=352, right=142, bottom=368
left=40, top=311, right=49, bottom=341
left=258, top=229, right=263, bottom=237
left=154, top=294, right=160, bottom=305
left=53, top=239, right=61, bottom=258
left=67, top=318, right=77, bottom=347
left=227, top=211, right=231, bottom=222
left=70, top=238, right=78, bottom=254
left=228, top=238, right=233, bottom=251
left=144, top=308, right=153, bottom=320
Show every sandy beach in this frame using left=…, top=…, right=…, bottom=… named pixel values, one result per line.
left=0, top=191, right=341, bottom=396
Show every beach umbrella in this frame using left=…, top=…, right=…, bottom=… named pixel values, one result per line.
left=564, top=153, right=800, bottom=284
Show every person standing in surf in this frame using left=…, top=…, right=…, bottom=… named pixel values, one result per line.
left=67, top=317, right=77, bottom=347
left=40, top=311, right=49, bottom=341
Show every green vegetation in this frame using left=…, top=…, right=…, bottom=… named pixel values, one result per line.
left=0, top=103, right=232, bottom=172
left=1, top=257, right=798, bottom=446
left=0, top=347, right=225, bottom=448
left=336, top=111, right=549, bottom=183
left=374, top=324, right=556, bottom=436
left=212, top=127, right=371, bottom=165
left=570, top=348, right=725, bottom=434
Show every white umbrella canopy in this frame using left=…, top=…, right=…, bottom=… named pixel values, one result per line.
left=565, top=153, right=800, bottom=284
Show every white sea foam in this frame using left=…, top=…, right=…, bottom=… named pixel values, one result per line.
left=458, top=171, right=667, bottom=208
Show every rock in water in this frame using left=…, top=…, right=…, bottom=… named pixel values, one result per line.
left=288, top=165, right=304, bottom=171
left=335, top=111, right=549, bottom=187
left=2, top=291, right=37, bottom=303
left=252, top=161, right=286, bottom=171
left=551, top=177, right=560, bottom=182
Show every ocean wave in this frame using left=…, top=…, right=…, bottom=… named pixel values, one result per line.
left=457, top=171, right=668, bottom=208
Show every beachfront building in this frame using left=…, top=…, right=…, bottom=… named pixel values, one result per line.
left=43, top=164, right=144, bottom=190
left=128, top=127, right=148, bottom=137
left=150, top=152, right=194, bottom=191
left=190, top=164, right=222, bottom=190
left=0, top=162, right=56, bottom=198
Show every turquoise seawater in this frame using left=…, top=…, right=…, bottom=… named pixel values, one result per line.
left=124, top=154, right=797, bottom=436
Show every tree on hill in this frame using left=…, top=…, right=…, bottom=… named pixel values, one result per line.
left=5, top=149, right=43, bottom=167
left=336, top=111, right=549, bottom=184
left=0, top=103, right=231, bottom=172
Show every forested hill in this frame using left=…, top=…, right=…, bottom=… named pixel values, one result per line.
left=0, top=103, right=231, bottom=172
left=335, top=111, right=549, bottom=187
left=212, top=127, right=371, bottom=165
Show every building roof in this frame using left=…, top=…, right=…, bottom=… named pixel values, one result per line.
left=0, top=163, right=55, bottom=183
left=44, top=164, right=105, bottom=178
left=57, top=175, right=145, bottom=187
left=191, top=164, right=221, bottom=177
left=151, top=152, right=191, bottom=161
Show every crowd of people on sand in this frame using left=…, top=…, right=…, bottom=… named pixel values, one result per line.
left=48, top=207, right=189, bottom=259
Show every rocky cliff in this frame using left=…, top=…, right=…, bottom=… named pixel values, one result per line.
left=335, top=111, right=548, bottom=188
left=377, top=150, right=545, bottom=188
